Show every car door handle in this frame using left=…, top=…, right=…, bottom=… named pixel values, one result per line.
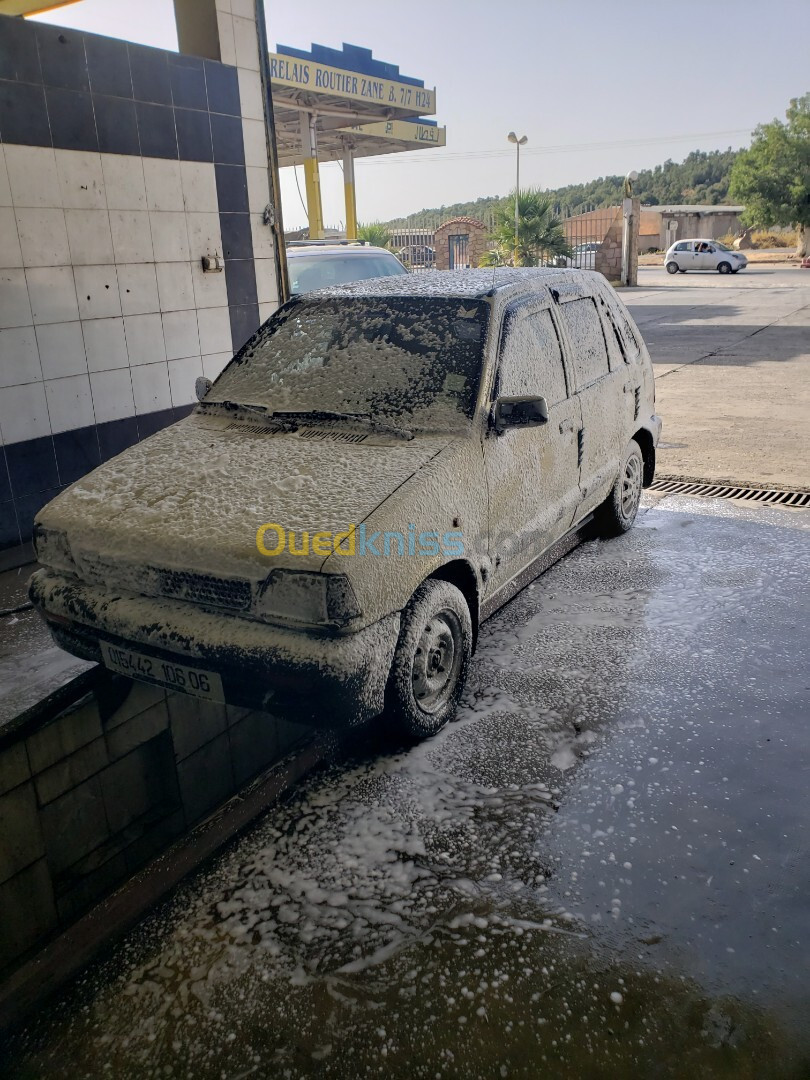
left=559, top=419, right=575, bottom=434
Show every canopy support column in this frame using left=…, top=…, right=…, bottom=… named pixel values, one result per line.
left=342, top=142, right=358, bottom=240
left=301, top=113, right=324, bottom=239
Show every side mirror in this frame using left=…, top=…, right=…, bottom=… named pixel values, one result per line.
left=195, top=376, right=212, bottom=402
left=493, top=395, right=549, bottom=434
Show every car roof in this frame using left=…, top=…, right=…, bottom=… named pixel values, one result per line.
left=309, top=267, right=602, bottom=301
left=286, top=244, right=395, bottom=258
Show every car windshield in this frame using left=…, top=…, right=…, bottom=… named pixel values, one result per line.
left=288, top=252, right=409, bottom=294
left=713, top=241, right=732, bottom=251
left=208, top=296, right=490, bottom=433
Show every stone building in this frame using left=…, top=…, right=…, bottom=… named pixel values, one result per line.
left=433, top=217, right=488, bottom=270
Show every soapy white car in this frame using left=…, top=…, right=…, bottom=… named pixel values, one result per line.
left=31, top=270, right=660, bottom=740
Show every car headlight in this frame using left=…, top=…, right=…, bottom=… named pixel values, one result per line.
left=255, top=570, right=361, bottom=628
left=32, top=523, right=76, bottom=573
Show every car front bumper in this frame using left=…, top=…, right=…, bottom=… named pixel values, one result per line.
left=29, top=568, right=401, bottom=726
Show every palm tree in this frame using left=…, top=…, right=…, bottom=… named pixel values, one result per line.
left=357, top=222, right=391, bottom=248
left=483, top=188, right=570, bottom=267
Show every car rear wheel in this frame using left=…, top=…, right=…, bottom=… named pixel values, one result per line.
left=596, top=439, right=644, bottom=537
left=718, top=261, right=732, bottom=274
left=666, top=262, right=679, bottom=275
left=384, top=579, right=472, bottom=740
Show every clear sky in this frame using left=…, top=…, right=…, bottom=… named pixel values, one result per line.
left=32, top=0, right=810, bottom=231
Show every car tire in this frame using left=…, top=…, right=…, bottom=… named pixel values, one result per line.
left=384, top=579, right=472, bottom=740
left=678, top=268, right=687, bottom=273
left=718, top=261, right=732, bottom=274
left=595, top=439, right=644, bottom=538
left=666, top=262, right=679, bottom=275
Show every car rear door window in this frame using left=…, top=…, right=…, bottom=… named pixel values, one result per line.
left=498, top=306, right=568, bottom=406
left=557, top=297, right=610, bottom=389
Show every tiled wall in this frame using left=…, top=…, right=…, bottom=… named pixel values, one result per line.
left=0, top=11, right=280, bottom=552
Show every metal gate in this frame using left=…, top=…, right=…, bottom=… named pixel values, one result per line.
left=448, top=234, right=469, bottom=269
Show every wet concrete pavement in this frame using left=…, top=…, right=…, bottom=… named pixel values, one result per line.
left=4, top=494, right=810, bottom=1079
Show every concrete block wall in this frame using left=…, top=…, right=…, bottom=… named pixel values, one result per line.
left=0, top=673, right=308, bottom=976
left=0, top=12, right=281, bottom=554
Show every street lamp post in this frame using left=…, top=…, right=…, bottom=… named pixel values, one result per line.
left=507, top=131, right=527, bottom=265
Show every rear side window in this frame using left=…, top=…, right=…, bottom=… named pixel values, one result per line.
left=674, top=241, right=689, bottom=252
left=557, top=298, right=610, bottom=390
left=498, top=307, right=568, bottom=406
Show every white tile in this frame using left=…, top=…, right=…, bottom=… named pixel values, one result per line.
left=101, top=154, right=147, bottom=211
left=196, top=306, right=232, bottom=354
left=186, top=212, right=221, bottom=260
left=110, top=210, right=154, bottom=264
left=131, top=361, right=172, bottom=414
left=0, top=325, right=42, bottom=387
left=258, top=302, right=278, bottom=325
left=237, top=67, right=263, bottom=121
left=150, top=212, right=190, bottom=263
left=242, top=118, right=268, bottom=169
left=36, top=321, right=87, bottom=379
left=245, top=165, right=270, bottom=213
left=168, top=354, right=203, bottom=407
left=191, top=261, right=227, bottom=309
left=0, top=148, right=11, bottom=207
left=155, top=261, right=195, bottom=312
left=0, top=207, right=22, bottom=268
left=16, top=208, right=70, bottom=267
left=82, top=316, right=128, bottom=372
left=232, top=15, right=259, bottom=70
left=124, top=313, right=166, bottom=366
left=215, top=0, right=231, bottom=11
left=0, top=380, right=50, bottom=442
left=90, top=367, right=135, bottom=424
left=65, top=209, right=114, bottom=266
left=180, top=161, right=218, bottom=213
left=26, top=266, right=79, bottom=325
left=215, top=11, right=236, bottom=66
left=55, top=149, right=105, bottom=209
left=230, top=0, right=253, bottom=17
left=74, top=265, right=121, bottom=320
left=163, top=309, right=199, bottom=360
left=250, top=211, right=275, bottom=258
left=0, top=269, right=33, bottom=329
left=45, top=373, right=95, bottom=433
left=254, top=258, right=279, bottom=304
left=117, top=263, right=159, bottom=316
left=143, top=158, right=184, bottom=212
left=201, top=351, right=231, bottom=381
left=4, top=145, right=59, bottom=208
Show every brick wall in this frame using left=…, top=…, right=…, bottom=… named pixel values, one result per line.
left=0, top=672, right=308, bottom=976
left=433, top=218, right=489, bottom=270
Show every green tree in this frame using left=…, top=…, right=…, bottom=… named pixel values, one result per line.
left=483, top=188, right=570, bottom=266
left=356, top=222, right=391, bottom=248
left=729, top=94, right=810, bottom=255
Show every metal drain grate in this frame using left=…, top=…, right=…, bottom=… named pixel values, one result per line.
left=649, top=478, right=810, bottom=507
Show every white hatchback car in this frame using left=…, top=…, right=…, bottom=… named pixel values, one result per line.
left=665, top=239, right=748, bottom=275
left=30, top=270, right=660, bottom=740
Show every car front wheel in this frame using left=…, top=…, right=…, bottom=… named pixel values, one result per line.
left=666, top=262, right=679, bottom=275
left=385, top=579, right=472, bottom=740
left=596, top=439, right=644, bottom=537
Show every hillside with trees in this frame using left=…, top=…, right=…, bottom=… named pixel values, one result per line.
left=385, top=148, right=741, bottom=228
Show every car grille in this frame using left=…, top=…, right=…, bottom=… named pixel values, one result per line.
left=156, top=569, right=252, bottom=611
left=73, top=553, right=253, bottom=612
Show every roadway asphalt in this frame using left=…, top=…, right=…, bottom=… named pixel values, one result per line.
left=625, top=266, right=810, bottom=489
left=6, top=493, right=809, bottom=1079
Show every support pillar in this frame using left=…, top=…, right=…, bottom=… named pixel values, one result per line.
left=621, top=197, right=639, bottom=287
left=343, top=143, right=357, bottom=240
left=301, top=113, right=324, bottom=240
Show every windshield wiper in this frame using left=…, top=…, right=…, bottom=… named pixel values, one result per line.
left=199, top=399, right=268, bottom=416
left=271, top=410, right=413, bottom=441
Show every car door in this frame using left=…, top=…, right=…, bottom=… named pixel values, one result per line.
left=693, top=243, right=714, bottom=270
left=483, top=300, right=582, bottom=595
left=555, top=291, right=624, bottom=518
